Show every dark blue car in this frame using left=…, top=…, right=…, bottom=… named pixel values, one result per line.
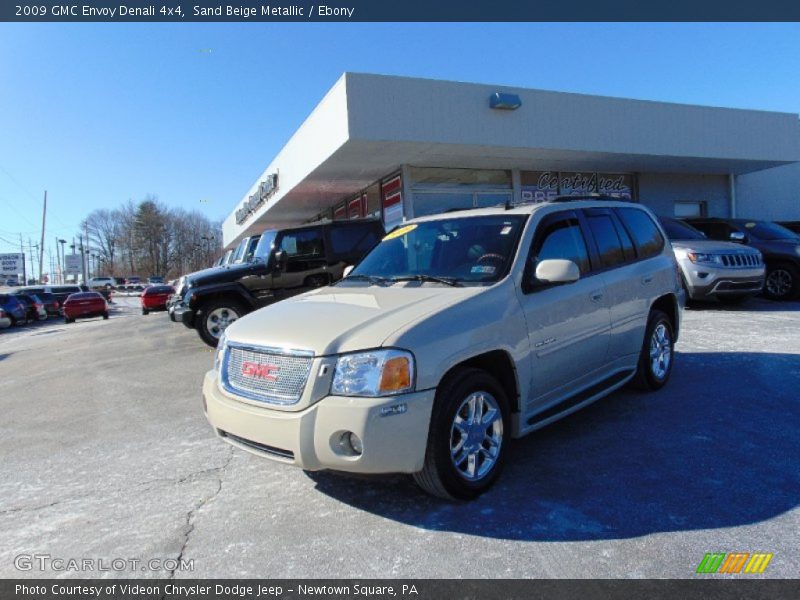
left=0, top=294, right=27, bottom=325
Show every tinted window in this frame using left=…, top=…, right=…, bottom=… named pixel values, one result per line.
left=67, top=292, right=103, bottom=300
left=740, top=220, right=799, bottom=241
left=53, top=286, right=81, bottom=294
left=280, top=229, right=325, bottom=258
left=658, top=217, right=706, bottom=240
left=330, top=224, right=381, bottom=257
left=688, top=221, right=733, bottom=240
left=616, top=208, right=664, bottom=259
left=534, top=215, right=590, bottom=275
left=586, top=214, right=625, bottom=268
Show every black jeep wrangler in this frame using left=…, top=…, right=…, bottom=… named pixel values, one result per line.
left=175, top=219, right=384, bottom=346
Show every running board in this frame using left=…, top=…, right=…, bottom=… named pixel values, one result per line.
left=526, top=369, right=635, bottom=428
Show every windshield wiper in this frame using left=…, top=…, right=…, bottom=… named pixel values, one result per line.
left=340, top=273, right=391, bottom=286
left=389, top=274, right=462, bottom=287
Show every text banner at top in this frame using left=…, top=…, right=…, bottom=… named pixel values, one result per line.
left=3, top=0, right=800, bottom=22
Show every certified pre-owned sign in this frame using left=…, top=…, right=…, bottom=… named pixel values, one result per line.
left=236, top=173, right=279, bottom=225
left=0, top=253, right=23, bottom=276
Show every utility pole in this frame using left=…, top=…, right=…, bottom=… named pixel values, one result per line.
left=39, top=190, right=47, bottom=285
left=82, top=222, right=89, bottom=284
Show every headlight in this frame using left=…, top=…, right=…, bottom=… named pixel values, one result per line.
left=687, top=252, right=722, bottom=265
left=331, top=349, right=415, bottom=397
left=215, top=331, right=228, bottom=372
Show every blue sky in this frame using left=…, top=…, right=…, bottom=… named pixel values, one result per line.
left=1, top=23, right=799, bottom=261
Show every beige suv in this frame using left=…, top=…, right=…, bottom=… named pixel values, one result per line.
left=203, top=200, right=684, bottom=500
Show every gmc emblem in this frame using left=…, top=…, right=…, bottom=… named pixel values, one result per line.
left=241, top=361, right=280, bottom=381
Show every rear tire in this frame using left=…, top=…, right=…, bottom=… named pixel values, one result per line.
left=197, top=298, right=247, bottom=348
left=630, top=309, right=674, bottom=391
left=102, top=312, right=109, bottom=320
left=65, top=317, right=74, bottom=324
left=764, top=262, right=799, bottom=301
left=413, top=367, right=510, bottom=501
left=142, top=308, right=149, bottom=315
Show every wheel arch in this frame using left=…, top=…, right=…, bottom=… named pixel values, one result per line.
left=651, top=293, right=679, bottom=340
left=438, top=349, right=521, bottom=415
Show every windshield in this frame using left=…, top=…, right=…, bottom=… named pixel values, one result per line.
left=348, top=215, right=527, bottom=285
left=252, top=230, right=278, bottom=260
left=231, top=238, right=249, bottom=263
left=740, top=220, right=800, bottom=241
left=659, top=217, right=706, bottom=240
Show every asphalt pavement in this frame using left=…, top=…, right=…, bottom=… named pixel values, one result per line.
left=0, top=295, right=798, bottom=578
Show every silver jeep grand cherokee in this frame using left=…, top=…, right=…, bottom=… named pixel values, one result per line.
left=203, top=199, right=684, bottom=500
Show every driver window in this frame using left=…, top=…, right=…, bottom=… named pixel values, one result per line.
left=533, top=215, right=590, bottom=275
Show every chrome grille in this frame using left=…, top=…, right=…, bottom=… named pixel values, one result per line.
left=720, top=253, right=760, bottom=268
left=222, top=344, right=313, bottom=405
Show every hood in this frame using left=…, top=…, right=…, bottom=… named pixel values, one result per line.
left=224, top=283, right=483, bottom=356
left=187, top=261, right=257, bottom=287
left=670, top=239, right=760, bottom=254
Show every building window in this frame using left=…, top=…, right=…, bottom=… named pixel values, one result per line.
left=382, top=174, right=404, bottom=229
left=674, top=201, right=706, bottom=218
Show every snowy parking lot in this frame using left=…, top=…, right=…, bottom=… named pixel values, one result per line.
left=0, top=296, right=798, bottom=578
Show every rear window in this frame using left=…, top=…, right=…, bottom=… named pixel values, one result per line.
left=586, top=214, right=626, bottom=268
left=53, top=286, right=81, bottom=294
left=67, top=292, right=103, bottom=300
left=146, top=286, right=174, bottom=294
left=616, top=208, right=665, bottom=259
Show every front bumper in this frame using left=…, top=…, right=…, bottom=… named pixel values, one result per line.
left=172, top=302, right=195, bottom=328
left=203, top=369, right=435, bottom=474
left=679, top=262, right=765, bottom=300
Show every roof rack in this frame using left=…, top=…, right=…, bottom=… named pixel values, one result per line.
left=550, top=194, right=622, bottom=203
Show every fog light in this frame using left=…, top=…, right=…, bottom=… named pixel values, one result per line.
left=338, top=431, right=363, bottom=456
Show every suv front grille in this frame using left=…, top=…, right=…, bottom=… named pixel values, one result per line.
left=221, top=343, right=313, bottom=405
left=720, top=253, right=760, bottom=268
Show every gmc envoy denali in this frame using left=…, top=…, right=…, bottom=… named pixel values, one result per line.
left=203, top=199, right=684, bottom=500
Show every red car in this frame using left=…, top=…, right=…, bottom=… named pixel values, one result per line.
left=141, top=285, right=175, bottom=315
left=63, top=292, right=109, bottom=323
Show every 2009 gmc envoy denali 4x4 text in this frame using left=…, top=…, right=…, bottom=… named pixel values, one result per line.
left=203, top=199, right=684, bottom=500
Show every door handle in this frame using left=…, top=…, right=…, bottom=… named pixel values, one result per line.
left=642, top=275, right=654, bottom=284
left=590, top=291, right=604, bottom=302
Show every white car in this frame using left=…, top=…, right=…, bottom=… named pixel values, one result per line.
left=86, top=277, right=115, bottom=289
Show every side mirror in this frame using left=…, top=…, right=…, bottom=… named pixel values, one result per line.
left=273, top=250, right=288, bottom=275
left=534, top=259, right=580, bottom=285
left=342, top=265, right=354, bottom=278
left=729, top=231, right=746, bottom=243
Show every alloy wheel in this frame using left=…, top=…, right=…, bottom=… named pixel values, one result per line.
left=766, top=269, right=792, bottom=298
left=206, top=307, right=239, bottom=339
left=649, top=322, right=672, bottom=380
left=450, top=391, right=503, bottom=481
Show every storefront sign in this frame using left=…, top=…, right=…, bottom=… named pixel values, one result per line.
left=235, top=172, right=279, bottom=225
left=0, top=253, right=23, bottom=276
left=382, top=175, right=403, bottom=227
left=521, top=171, right=633, bottom=203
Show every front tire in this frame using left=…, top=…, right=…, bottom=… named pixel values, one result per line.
left=197, top=298, right=247, bottom=348
left=413, top=367, right=509, bottom=501
left=142, top=308, right=149, bottom=315
left=630, top=309, right=674, bottom=391
left=102, top=312, right=109, bottom=320
left=764, top=263, right=798, bottom=301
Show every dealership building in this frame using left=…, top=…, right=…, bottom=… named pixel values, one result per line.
left=222, top=73, right=800, bottom=248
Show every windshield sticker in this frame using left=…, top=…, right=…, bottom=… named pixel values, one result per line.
left=383, top=224, right=418, bottom=241
left=745, top=222, right=756, bottom=228
left=500, top=226, right=512, bottom=235
left=471, top=265, right=496, bottom=274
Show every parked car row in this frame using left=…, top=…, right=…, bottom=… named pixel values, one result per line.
left=0, top=285, right=111, bottom=329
